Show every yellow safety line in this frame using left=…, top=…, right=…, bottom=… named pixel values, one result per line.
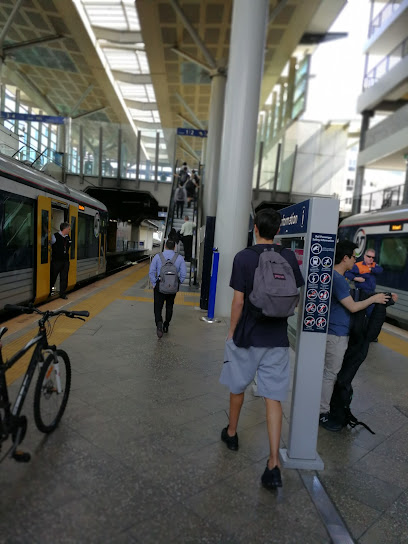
left=4, top=263, right=149, bottom=385
left=120, top=295, right=199, bottom=307
left=379, top=330, right=408, bottom=358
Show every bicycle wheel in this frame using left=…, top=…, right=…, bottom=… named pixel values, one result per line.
left=33, top=349, right=71, bottom=433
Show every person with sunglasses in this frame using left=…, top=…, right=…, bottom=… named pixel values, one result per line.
left=345, top=248, right=383, bottom=294
left=319, top=240, right=391, bottom=432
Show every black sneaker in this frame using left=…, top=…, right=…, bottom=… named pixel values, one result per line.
left=261, top=463, right=282, bottom=489
left=319, top=412, right=342, bottom=432
left=221, top=426, right=239, bottom=451
left=156, top=322, right=163, bottom=339
left=60, top=295, right=68, bottom=300
left=163, top=322, right=169, bottom=333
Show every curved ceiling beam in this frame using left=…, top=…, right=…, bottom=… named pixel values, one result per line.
left=170, top=47, right=212, bottom=74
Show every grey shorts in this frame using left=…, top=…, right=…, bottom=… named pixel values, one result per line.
left=219, top=339, right=290, bottom=401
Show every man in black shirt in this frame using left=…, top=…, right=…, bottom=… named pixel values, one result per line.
left=220, top=208, right=304, bottom=489
left=50, top=222, right=71, bottom=300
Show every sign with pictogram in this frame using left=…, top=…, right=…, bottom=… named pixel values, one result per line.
left=302, top=232, right=336, bottom=333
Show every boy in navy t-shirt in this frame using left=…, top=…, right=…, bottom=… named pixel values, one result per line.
left=319, top=240, right=391, bottom=432
left=219, top=208, right=304, bottom=489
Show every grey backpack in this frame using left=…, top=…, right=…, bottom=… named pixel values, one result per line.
left=248, top=245, right=299, bottom=318
left=159, top=253, right=180, bottom=294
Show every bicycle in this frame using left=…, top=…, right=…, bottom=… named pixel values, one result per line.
left=0, top=304, right=89, bottom=463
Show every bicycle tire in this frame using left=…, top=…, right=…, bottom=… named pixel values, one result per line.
left=33, top=350, right=71, bottom=433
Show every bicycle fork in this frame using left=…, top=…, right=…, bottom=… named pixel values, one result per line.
left=43, top=349, right=63, bottom=394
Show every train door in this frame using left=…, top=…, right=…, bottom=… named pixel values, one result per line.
left=50, top=204, right=66, bottom=295
left=35, top=196, right=52, bottom=303
left=67, top=205, right=78, bottom=290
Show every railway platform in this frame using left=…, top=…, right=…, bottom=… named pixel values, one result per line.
left=1, top=262, right=407, bottom=544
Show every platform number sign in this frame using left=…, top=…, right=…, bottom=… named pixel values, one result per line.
left=302, top=233, right=336, bottom=333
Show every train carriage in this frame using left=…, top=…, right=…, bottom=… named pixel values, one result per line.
left=339, top=205, right=408, bottom=325
left=0, top=153, right=108, bottom=309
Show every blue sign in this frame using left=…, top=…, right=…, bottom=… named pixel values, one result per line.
left=303, top=232, right=336, bottom=334
left=1, top=111, right=65, bottom=124
left=177, top=127, right=208, bottom=138
left=279, top=200, right=309, bottom=235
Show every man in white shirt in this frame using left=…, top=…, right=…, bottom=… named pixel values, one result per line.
left=179, top=215, right=196, bottom=262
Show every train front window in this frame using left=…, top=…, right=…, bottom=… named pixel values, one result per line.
left=379, top=236, right=408, bottom=271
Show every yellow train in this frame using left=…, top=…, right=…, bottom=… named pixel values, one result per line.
left=0, top=153, right=108, bottom=308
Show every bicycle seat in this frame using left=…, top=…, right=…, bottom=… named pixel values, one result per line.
left=0, top=327, right=8, bottom=340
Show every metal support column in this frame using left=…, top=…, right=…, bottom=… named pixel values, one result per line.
left=117, top=127, right=122, bottom=187
left=14, top=89, right=20, bottom=136
left=98, top=125, right=103, bottom=186
left=214, top=0, right=269, bottom=317
left=352, top=111, right=372, bottom=215
left=0, top=83, right=5, bottom=126
left=154, top=131, right=160, bottom=190
left=254, top=141, right=264, bottom=200
left=79, top=124, right=84, bottom=184
left=136, top=130, right=141, bottom=189
left=402, top=156, right=408, bottom=205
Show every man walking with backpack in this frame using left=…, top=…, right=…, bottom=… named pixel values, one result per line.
left=149, top=239, right=186, bottom=338
left=219, top=208, right=304, bottom=489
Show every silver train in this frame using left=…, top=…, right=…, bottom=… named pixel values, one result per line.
left=339, top=205, right=408, bottom=325
left=0, top=153, right=108, bottom=309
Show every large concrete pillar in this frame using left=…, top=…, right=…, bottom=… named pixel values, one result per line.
left=199, top=71, right=227, bottom=310
left=214, top=0, right=269, bottom=317
left=203, top=71, right=227, bottom=218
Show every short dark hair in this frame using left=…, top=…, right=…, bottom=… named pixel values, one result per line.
left=335, top=240, right=358, bottom=264
left=166, top=239, right=175, bottom=250
left=60, top=222, right=70, bottom=231
left=254, top=208, right=281, bottom=240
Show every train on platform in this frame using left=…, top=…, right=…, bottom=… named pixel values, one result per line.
left=0, top=153, right=108, bottom=310
left=339, top=205, right=408, bottom=325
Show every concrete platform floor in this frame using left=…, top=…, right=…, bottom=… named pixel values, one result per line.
left=1, top=263, right=407, bottom=543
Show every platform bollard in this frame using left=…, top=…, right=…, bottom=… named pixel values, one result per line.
left=201, top=248, right=221, bottom=324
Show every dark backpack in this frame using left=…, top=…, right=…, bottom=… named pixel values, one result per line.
left=248, top=245, right=299, bottom=319
left=179, top=170, right=189, bottom=184
left=159, top=253, right=180, bottom=294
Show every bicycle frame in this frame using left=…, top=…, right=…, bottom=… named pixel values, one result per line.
left=0, top=328, right=59, bottom=425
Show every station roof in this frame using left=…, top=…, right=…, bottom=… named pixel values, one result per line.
left=0, top=0, right=346, bottom=165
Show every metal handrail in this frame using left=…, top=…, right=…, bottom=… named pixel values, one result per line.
left=368, top=0, right=402, bottom=38
left=364, top=35, right=408, bottom=90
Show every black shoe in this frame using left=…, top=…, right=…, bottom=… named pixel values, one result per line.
left=221, top=426, right=238, bottom=451
left=319, top=412, right=342, bottom=432
left=60, top=295, right=68, bottom=300
left=261, top=464, right=282, bottom=489
left=163, top=322, right=169, bottom=333
left=156, top=322, right=163, bottom=339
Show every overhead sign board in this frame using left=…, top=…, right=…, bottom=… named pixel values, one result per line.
left=279, top=200, right=309, bottom=235
left=1, top=112, right=65, bottom=124
left=177, top=127, right=208, bottom=138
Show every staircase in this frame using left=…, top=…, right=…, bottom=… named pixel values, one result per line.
left=172, top=205, right=195, bottom=285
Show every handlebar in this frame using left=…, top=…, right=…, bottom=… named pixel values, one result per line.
left=4, top=304, right=89, bottom=319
